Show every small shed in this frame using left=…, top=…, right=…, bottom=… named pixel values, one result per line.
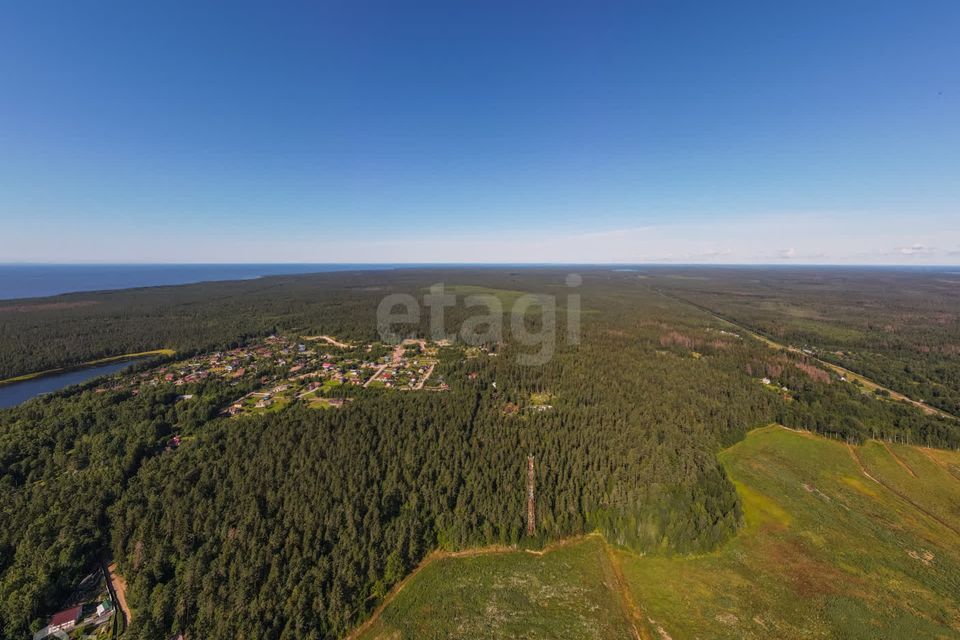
left=96, top=599, right=114, bottom=617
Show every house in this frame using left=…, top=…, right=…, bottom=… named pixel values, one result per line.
left=96, top=600, right=114, bottom=617
left=49, top=605, right=82, bottom=632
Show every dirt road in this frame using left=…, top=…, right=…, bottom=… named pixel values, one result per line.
left=601, top=540, right=653, bottom=640
left=654, top=289, right=957, bottom=420
left=106, top=562, right=131, bottom=625
left=302, top=335, right=351, bottom=349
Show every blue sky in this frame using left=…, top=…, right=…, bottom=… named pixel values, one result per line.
left=1, top=0, right=958, bottom=263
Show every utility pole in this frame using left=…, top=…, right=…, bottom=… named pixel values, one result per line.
left=527, top=454, right=536, bottom=537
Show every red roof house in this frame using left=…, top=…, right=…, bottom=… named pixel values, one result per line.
left=49, top=605, right=82, bottom=632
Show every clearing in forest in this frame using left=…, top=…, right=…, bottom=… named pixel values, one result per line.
left=354, top=535, right=645, bottom=640
left=433, top=285, right=531, bottom=309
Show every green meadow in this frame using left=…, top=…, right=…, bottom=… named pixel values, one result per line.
left=353, top=426, right=960, bottom=639
left=432, top=285, right=531, bottom=309
left=620, top=426, right=960, bottom=639
left=355, top=536, right=640, bottom=640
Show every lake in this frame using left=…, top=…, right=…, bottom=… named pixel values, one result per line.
left=0, top=360, right=140, bottom=409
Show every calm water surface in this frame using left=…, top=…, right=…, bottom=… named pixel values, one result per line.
left=0, top=264, right=408, bottom=300
left=0, top=360, right=139, bottom=408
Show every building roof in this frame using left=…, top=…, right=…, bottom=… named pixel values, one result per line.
left=50, top=605, right=82, bottom=625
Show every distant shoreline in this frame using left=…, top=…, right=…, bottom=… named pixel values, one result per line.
left=0, top=263, right=413, bottom=300
left=0, top=349, right=175, bottom=387
left=2, top=262, right=958, bottom=301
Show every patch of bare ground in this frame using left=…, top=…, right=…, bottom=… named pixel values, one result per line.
left=646, top=617, right=673, bottom=640
left=907, top=549, right=936, bottom=566
left=761, top=536, right=848, bottom=598
left=301, top=335, right=351, bottom=348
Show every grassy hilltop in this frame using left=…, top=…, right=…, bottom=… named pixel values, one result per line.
left=357, top=426, right=960, bottom=639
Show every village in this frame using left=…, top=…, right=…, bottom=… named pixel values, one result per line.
left=106, top=334, right=450, bottom=417
left=35, top=335, right=488, bottom=638
left=33, top=564, right=119, bottom=639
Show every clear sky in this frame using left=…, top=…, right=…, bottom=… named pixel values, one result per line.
left=1, top=0, right=958, bottom=264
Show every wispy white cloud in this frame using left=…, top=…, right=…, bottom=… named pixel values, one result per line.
left=5, top=211, right=959, bottom=264
left=888, top=243, right=937, bottom=256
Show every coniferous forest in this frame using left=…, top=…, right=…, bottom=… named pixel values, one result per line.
left=1, top=268, right=958, bottom=638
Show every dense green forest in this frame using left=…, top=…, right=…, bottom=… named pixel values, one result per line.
left=1, top=268, right=958, bottom=638
left=644, top=267, right=960, bottom=416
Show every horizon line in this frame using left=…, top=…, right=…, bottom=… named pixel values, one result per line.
left=2, top=261, right=960, bottom=269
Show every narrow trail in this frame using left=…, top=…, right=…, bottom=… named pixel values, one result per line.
left=847, top=444, right=960, bottom=537
left=601, top=540, right=652, bottom=640
left=918, top=447, right=960, bottom=483
left=846, top=443, right=881, bottom=485
left=881, top=441, right=918, bottom=478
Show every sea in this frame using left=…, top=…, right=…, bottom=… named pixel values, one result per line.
left=0, top=264, right=407, bottom=300
left=2, top=263, right=957, bottom=301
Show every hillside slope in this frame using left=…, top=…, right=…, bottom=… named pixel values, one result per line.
left=354, top=426, right=960, bottom=639
left=621, top=426, right=960, bottom=639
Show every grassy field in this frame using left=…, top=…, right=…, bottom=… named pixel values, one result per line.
left=354, top=536, right=643, bottom=640
left=352, top=426, right=960, bottom=639
left=620, top=426, right=960, bottom=639
left=434, top=285, right=531, bottom=309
